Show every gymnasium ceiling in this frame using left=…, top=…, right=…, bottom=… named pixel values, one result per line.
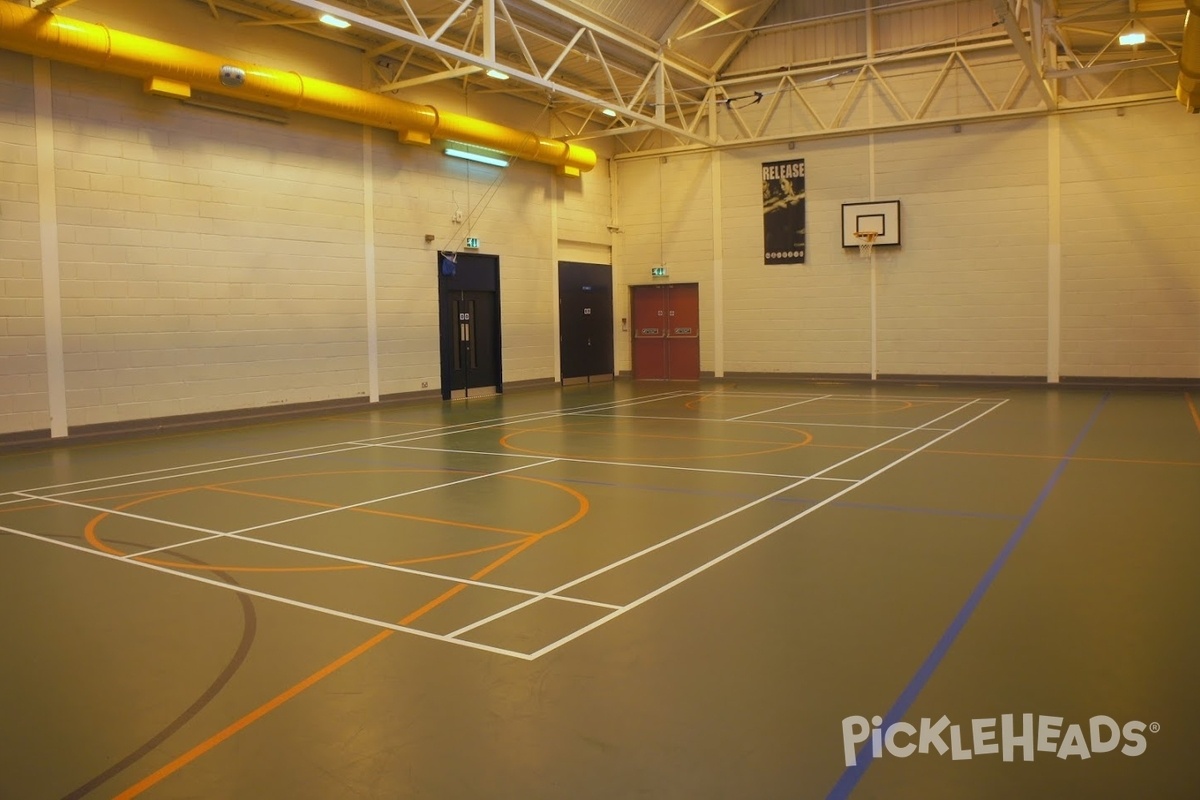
left=33, top=0, right=1196, bottom=152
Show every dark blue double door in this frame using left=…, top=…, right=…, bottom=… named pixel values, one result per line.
left=438, top=253, right=500, bottom=399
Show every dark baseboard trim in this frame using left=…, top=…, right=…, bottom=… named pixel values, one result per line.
left=1058, top=375, right=1200, bottom=389
left=721, top=372, right=873, bottom=382
left=1, top=389, right=439, bottom=451
left=504, top=376, right=558, bottom=392
left=718, top=372, right=1199, bottom=389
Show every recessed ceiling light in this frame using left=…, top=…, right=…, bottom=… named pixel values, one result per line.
left=319, top=13, right=351, bottom=29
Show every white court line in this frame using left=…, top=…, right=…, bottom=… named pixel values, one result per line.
left=12, top=490, right=228, bottom=540
left=523, top=398, right=1009, bottom=659
left=15, top=390, right=692, bottom=497
left=0, top=523, right=536, bottom=661
left=29, top=443, right=377, bottom=502
left=446, top=398, right=997, bottom=644
left=227, top=458, right=559, bottom=536
left=697, top=389, right=995, bottom=403
left=726, top=394, right=831, bottom=421
left=16, top=442, right=369, bottom=497
left=574, top=411, right=961, bottom=432
left=13, top=461, right=620, bottom=613
left=359, top=390, right=696, bottom=448
left=375, top=443, right=859, bottom=484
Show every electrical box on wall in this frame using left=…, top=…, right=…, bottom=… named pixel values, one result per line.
left=651, top=266, right=668, bottom=278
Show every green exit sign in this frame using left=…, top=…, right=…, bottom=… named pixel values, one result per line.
left=651, top=266, right=668, bottom=277
left=465, top=237, right=480, bottom=249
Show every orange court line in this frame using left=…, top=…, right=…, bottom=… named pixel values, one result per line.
left=208, top=484, right=534, bottom=538
left=81, top=470, right=590, bottom=572
left=803, top=441, right=1199, bottom=468
left=1187, top=393, right=1200, bottom=436
left=504, top=423, right=809, bottom=447
left=113, top=485, right=589, bottom=798
left=318, top=415, right=432, bottom=427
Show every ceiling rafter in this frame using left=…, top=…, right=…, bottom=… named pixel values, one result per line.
left=163, top=0, right=1185, bottom=156
left=276, top=0, right=715, bottom=144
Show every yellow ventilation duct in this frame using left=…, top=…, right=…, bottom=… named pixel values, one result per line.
left=0, top=1, right=596, bottom=175
left=1179, top=0, right=1200, bottom=112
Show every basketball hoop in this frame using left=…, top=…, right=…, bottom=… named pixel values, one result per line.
left=853, top=230, right=879, bottom=258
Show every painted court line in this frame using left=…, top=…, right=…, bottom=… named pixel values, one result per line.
left=359, top=390, right=695, bottom=448
left=706, top=390, right=990, bottom=403
left=377, top=443, right=860, bottom=484
left=16, top=390, right=690, bottom=497
left=226, top=458, right=560, bottom=536
left=0, top=522, right=535, bottom=661
left=522, top=399, right=1009, bottom=660
left=15, top=475, right=618, bottom=612
left=447, top=399, right=1001, bottom=646
left=28, top=442, right=376, bottom=500
left=824, top=394, right=1110, bottom=800
left=578, top=411, right=960, bottom=432
left=725, top=394, right=831, bottom=421
left=16, top=441, right=371, bottom=496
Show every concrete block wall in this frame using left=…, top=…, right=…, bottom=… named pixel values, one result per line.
left=612, top=153, right=716, bottom=372
left=0, top=2, right=613, bottom=437
left=50, top=62, right=370, bottom=427
left=721, top=139, right=873, bottom=375
left=0, top=52, right=46, bottom=435
left=874, top=118, right=1049, bottom=376
left=612, top=104, right=1199, bottom=381
left=1060, top=104, right=1200, bottom=378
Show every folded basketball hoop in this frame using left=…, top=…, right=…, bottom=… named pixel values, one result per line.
left=853, top=230, right=878, bottom=258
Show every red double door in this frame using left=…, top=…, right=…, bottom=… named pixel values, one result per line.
left=631, top=283, right=700, bottom=380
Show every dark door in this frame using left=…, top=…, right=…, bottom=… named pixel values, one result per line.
left=631, top=283, right=699, bottom=381
left=448, top=290, right=499, bottom=396
left=559, top=261, right=614, bottom=385
left=438, top=252, right=502, bottom=399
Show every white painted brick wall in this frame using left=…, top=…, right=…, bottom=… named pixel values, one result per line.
left=0, top=51, right=48, bottom=434
left=873, top=119, right=1049, bottom=376
left=721, top=139, right=872, bottom=374
left=612, top=153, right=718, bottom=372
left=50, top=62, right=369, bottom=427
left=1059, top=104, right=1200, bottom=379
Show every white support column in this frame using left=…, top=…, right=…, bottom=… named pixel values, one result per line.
left=33, top=59, right=68, bottom=438
left=550, top=172, right=562, bottom=384
left=868, top=131, right=878, bottom=381
left=363, top=124, right=380, bottom=403
left=1047, top=115, right=1062, bottom=383
left=655, top=63, right=666, bottom=124
left=710, top=151, right=724, bottom=379
left=482, top=0, right=496, bottom=61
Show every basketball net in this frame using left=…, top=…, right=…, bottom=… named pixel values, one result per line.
left=853, top=230, right=878, bottom=258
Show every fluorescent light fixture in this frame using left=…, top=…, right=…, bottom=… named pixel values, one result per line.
left=485, top=68, right=510, bottom=80
left=319, top=13, right=351, bottom=29
left=602, top=108, right=617, bottom=117
left=445, top=147, right=508, bottom=167
left=1119, top=31, right=1146, bottom=45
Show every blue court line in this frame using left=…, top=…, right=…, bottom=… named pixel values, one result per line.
left=548, top=476, right=1022, bottom=522
left=825, top=392, right=1110, bottom=800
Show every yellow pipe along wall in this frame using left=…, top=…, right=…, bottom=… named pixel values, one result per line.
left=0, top=0, right=596, bottom=175
left=1179, top=0, right=1200, bottom=111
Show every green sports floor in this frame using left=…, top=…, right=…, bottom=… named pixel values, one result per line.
left=1, top=379, right=1198, bottom=799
